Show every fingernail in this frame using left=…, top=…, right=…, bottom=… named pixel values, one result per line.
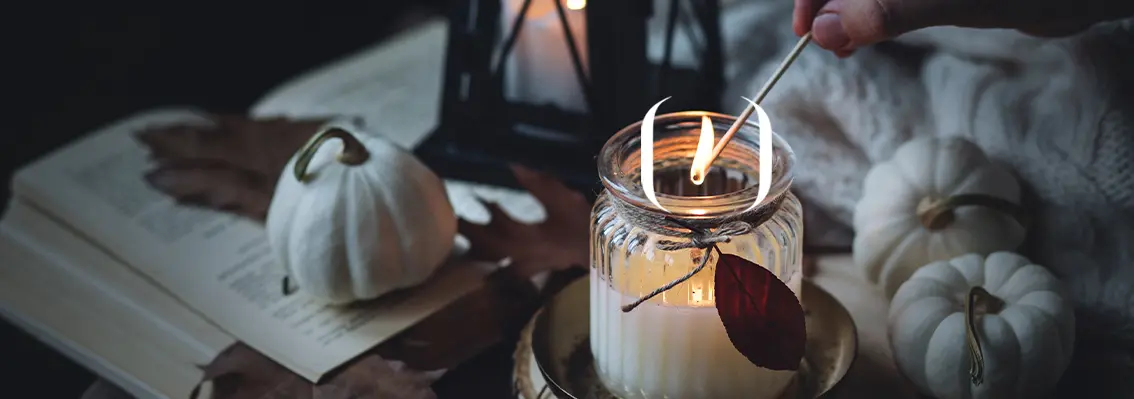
left=813, top=13, right=851, bottom=51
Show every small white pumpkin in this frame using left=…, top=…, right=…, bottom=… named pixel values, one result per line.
left=266, top=124, right=457, bottom=304
left=889, top=252, right=1075, bottom=399
left=853, top=136, right=1027, bottom=298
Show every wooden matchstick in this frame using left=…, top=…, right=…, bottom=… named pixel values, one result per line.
left=697, top=32, right=812, bottom=178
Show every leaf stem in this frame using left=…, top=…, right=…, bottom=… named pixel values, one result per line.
left=964, top=286, right=1004, bottom=386
left=293, top=127, right=370, bottom=182
left=916, top=193, right=1027, bottom=231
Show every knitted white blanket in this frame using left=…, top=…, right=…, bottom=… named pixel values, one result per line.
left=699, top=1, right=1134, bottom=394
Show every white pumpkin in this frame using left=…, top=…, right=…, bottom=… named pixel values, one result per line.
left=266, top=124, right=457, bottom=304
left=853, top=136, right=1027, bottom=298
left=889, top=252, right=1075, bottom=399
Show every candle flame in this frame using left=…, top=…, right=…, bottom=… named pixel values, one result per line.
left=638, top=97, right=774, bottom=214
left=689, top=115, right=715, bottom=185
left=566, top=0, right=585, bottom=10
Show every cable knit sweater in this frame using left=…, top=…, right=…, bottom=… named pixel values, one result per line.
left=693, top=1, right=1134, bottom=394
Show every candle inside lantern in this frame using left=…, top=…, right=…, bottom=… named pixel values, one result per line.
left=590, top=112, right=804, bottom=399
left=500, top=0, right=588, bottom=112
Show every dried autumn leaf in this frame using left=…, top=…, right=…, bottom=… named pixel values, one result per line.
left=138, top=115, right=331, bottom=177
left=379, top=264, right=541, bottom=370
left=315, top=354, right=444, bottom=399
left=190, top=343, right=309, bottom=399
left=136, top=115, right=334, bottom=221
left=458, top=165, right=591, bottom=278
left=714, top=253, right=807, bottom=371
left=189, top=343, right=444, bottom=399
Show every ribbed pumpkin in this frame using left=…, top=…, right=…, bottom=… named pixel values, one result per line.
left=266, top=125, right=456, bottom=304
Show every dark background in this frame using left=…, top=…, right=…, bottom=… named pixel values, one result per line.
left=1, top=6, right=444, bottom=397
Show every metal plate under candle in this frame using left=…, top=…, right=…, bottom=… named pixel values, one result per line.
left=512, top=278, right=858, bottom=399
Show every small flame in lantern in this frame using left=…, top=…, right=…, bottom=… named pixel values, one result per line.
left=689, top=115, right=715, bottom=186
left=566, top=0, right=585, bottom=10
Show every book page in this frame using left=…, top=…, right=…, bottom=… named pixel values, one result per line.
left=0, top=201, right=234, bottom=398
left=11, top=108, right=493, bottom=381
left=252, top=18, right=448, bottom=151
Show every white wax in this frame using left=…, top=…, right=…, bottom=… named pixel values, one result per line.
left=589, top=253, right=801, bottom=399
left=500, top=0, right=588, bottom=112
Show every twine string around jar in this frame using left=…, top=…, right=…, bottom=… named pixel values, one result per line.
left=615, top=195, right=785, bottom=312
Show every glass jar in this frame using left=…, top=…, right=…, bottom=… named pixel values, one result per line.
left=589, top=111, right=803, bottom=399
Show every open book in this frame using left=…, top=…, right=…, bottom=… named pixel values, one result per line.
left=0, top=17, right=548, bottom=398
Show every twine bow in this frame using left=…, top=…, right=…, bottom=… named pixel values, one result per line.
left=620, top=219, right=753, bottom=312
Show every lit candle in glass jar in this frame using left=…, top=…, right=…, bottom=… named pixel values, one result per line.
left=500, top=0, right=588, bottom=112
left=590, top=112, right=803, bottom=399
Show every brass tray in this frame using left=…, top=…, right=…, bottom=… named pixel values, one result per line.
left=513, top=279, right=857, bottom=399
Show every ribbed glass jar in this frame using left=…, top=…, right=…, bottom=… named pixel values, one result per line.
left=589, top=111, right=803, bottom=399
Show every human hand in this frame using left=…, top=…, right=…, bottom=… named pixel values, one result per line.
left=793, top=0, right=1134, bottom=56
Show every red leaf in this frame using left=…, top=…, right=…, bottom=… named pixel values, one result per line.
left=714, top=253, right=806, bottom=371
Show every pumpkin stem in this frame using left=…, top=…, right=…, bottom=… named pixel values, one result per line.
left=916, top=194, right=1028, bottom=231
left=281, top=276, right=299, bottom=296
left=964, top=286, right=1004, bottom=386
left=292, top=127, right=371, bottom=182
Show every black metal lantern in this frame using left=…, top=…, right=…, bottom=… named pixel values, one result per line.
left=415, top=0, right=725, bottom=192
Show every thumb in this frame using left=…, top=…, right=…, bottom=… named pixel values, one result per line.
left=811, top=0, right=986, bottom=51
